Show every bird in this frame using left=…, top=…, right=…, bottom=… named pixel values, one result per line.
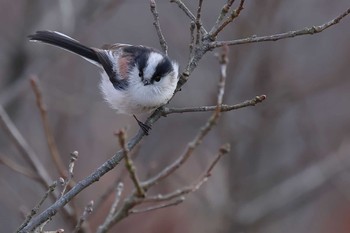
left=28, top=30, right=179, bottom=135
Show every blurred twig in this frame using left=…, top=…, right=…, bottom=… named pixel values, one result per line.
left=72, top=200, right=94, bottom=233
left=59, top=151, right=78, bottom=198
left=0, top=153, right=40, bottom=181
left=236, top=143, right=350, bottom=225
left=0, top=105, right=75, bottom=225
left=30, top=76, right=67, bottom=179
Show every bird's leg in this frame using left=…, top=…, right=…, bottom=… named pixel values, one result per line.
left=133, top=115, right=151, bottom=135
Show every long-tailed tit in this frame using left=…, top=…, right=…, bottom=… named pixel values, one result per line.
left=28, top=31, right=179, bottom=134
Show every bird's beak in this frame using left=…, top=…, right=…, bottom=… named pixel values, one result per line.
left=143, top=79, right=151, bottom=86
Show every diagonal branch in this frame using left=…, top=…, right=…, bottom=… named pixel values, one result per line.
left=195, top=0, right=204, bottom=45
left=30, top=76, right=67, bottom=180
left=0, top=153, right=40, bottom=181
left=117, top=130, right=145, bottom=197
left=170, top=0, right=207, bottom=34
left=209, top=0, right=245, bottom=40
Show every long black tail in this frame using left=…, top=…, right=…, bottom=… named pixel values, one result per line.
left=28, top=31, right=100, bottom=64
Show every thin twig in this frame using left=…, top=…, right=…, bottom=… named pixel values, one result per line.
left=16, top=182, right=57, bottom=232
left=189, top=21, right=196, bottom=56
left=130, top=197, right=184, bottom=214
left=98, top=182, right=124, bottom=231
left=92, top=145, right=141, bottom=214
left=30, top=76, right=67, bottom=179
left=210, top=7, right=350, bottom=48
left=72, top=200, right=94, bottom=233
left=170, top=0, right=207, bottom=34
left=142, top=143, right=230, bottom=203
left=163, top=95, right=267, bottom=115
left=195, top=0, right=204, bottom=45
left=117, top=130, right=145, bottom=197
left=209, top=0, right=245, bottom=40
left=212, top=0, right=236, bottom=27
left=0, top=106, right=52, bottom=186
left=60, top=151, right=78, bottom=198
left=0, top=153, right=39, bottom=181
left=150, top=0, right=168, bottom=55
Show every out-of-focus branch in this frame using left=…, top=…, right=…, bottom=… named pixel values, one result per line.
left=59, top=151, right=78, bottom=198
left=150, top=0, right=168, bottom=55
left=0, top=105, right=75, bottom=225
left=30, top=76, right=67, bottom=179
left=142, top=143, right=230, bottom=203
left=235, top=142, right=350, bottom=226
left=0, top=153, right=39, bottom=181
left=129, top=197, right=184, bottom=214
left=72, top=200, right=94, bottom=233
left=210, top=7, right=350, bottom=49
left=97, top=183, right=125, bottom=233
left=0, top=106, right=52, bottom=187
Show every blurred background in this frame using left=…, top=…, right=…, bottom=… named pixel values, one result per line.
left=1, top=0, right=350, bottom=232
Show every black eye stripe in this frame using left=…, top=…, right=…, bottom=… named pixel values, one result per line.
left=151, top=57, right=173, bottom=82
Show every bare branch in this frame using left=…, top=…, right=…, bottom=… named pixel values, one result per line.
left=195, top=0, right=204, bottom=45
left=0, top=106, right=52, bottom=186
left=117, top=130, right=145, bottom=197
left=213, top=0, right=236, bottom=26
left=98, top=183, right=124, bottom=232
left=236, top=146, right=350, bottom=225
left=16, top=182, right=57, bottom=232
left=163, top=95, right=267, bottom=115
left=30, top=76, right=67, bottom=179
left=209, top=0, right=245, bottom=40
left=210, top=7, right=350, bottom=48
left=72, top=200, right=94, bottom=233
left=0, top=105, right=77, bottom=217
left=0, top=153, right=39, bottom=181
left=130, top=197, right=184, bottom=214
left=150, top=0, right=168, bottom=55
left=59, top=151, right=78, bottom=198
left=143, top=143, right=230, bottom=203
left=170, top=0, right=207, bottom=34
left=189, top=21, right=196, bottom=56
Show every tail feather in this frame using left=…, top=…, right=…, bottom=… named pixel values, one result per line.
left=28, top=31, right=100, bottom=65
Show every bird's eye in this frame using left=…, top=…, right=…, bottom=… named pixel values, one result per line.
left=139, top=71, right=143, bottom=78
left=153, top=76, right=161, bottom=82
